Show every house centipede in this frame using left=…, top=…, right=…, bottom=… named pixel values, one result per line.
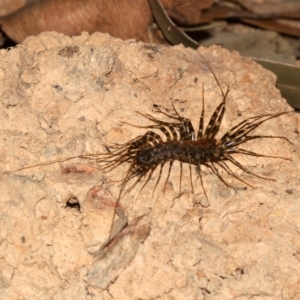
left=91, top=58, right=293, bottom=202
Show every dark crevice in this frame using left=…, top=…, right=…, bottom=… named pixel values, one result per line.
left=65, top=196, right=81, bottom=212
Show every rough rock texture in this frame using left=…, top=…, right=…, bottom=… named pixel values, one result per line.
left=0, top=32, right=299, bottom=299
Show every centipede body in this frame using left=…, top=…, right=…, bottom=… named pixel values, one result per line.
left=93, top=66, right=292, bottom=202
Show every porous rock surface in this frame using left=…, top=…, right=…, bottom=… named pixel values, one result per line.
left=0, top=32, right=299, bottom=299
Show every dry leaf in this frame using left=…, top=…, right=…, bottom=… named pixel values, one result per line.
left=0, top=0, right=214, bottom=44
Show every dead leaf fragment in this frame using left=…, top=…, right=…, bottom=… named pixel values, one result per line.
left=0, top=0, right=214, bottom=44
left=0, top=0, right=153, bottom=43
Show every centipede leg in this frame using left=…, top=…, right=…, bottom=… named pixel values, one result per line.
left=208, top=162, right=237, bottom=193
left=152, top=162, right=165, bottom=197
left=163, top=160, right=174, bottom=194
left=179, top=162, right=183, bottom=195
left=188, top=156, right=194, bottom=193
left=196, top=163, right=207, bottom=199
left=135, top=167, right=157, bottom=201
left=197, top=83, right=205, bottom=140
left=226, top=155, right=276, bottom=181
left=228, top=148, right=291, bottom=161
left=216, top=161, right=255, bottom=189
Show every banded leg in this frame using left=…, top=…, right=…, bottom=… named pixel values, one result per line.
left=197, top=83, right=205, bottom=140
left=179, top=162, right=183, bottom=195
left=226, top=155, right=276, bottom=181
left=220, top=112, right=290, bottom=146
left=163, top=160, right=174, bottom=194
left=208, top=162, right=237, bottom=192
left=203, top=101, right=226, bottom=140
left=196, top=163, right=207, bottom=199
left=202, top=86, right=230, bottom=140
left=225, top=147, right=292, bottom=161
left=216, top=161, right=255, bottom=189
left=188, top=154, right=194, bottom=193
left=154, top=103, right=196, bottom=141
left=152, top=161, right=166, bottom=197
left=222, top=135, right=292, bottom=150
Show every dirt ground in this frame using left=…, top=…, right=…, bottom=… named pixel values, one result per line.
left=0, top=32, right=299, bottom=299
